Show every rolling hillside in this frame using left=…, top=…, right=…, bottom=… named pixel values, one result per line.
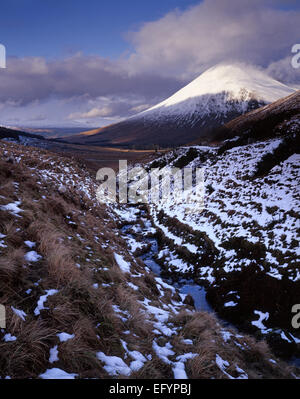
left=134, top=92, right=300, bottom=359
left=0, top=140, right=298, bottom=379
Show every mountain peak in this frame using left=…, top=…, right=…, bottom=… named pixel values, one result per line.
left=143, top=63, right=295, bottom=115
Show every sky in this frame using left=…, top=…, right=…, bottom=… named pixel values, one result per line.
left=0, top=0, right=299, bottom=128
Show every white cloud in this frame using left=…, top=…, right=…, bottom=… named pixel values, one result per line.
left=130, top=104, right=152, bottom=113
left=126, top=0, right=300, bottom=81
left=266, top=56, right=300, bottom=86
left=68, top=106, right=114, bottom=119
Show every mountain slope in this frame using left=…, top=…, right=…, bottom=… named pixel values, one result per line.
left=66, top=64, right=295, bottom=149
left=137, top=99, right=300, bottom=359
left=203, top=90, right=300, bottom=146
left=0, top=125, right=45, bottom=145
left=0, top=140, right=298, bottom=379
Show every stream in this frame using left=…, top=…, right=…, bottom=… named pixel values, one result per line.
left=121, top=218, right=300, bottom=369
left=122, top=223, right=213, bottom=313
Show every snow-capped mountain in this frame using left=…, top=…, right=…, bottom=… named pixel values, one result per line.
left=140, top=63, right=294, bottom=119
left=66, top=63, right=295, bottom=148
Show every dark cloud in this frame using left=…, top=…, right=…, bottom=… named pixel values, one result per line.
left=0, top=54, right=182, bottom=107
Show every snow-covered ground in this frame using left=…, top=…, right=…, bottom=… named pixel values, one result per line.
left=148, top=139, right=299, bottom=283
left=131, top=136, right=300, bottom=355
left=0, top=138, right=298, bottom=379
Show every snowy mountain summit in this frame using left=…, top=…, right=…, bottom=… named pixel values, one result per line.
left=67, top=63, right=295, bottom=148
left=141, top=63, right=295, bottom=119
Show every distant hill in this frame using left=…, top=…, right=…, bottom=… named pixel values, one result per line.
left=0, top=126, right=44, bottom=142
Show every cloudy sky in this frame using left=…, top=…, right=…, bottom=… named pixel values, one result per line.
left=0, top=0, right=299, bottom=128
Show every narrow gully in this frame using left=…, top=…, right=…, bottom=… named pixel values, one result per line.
left=120, top=213, right=300, bottom=368
left=121, top=222, right=213, bottom=313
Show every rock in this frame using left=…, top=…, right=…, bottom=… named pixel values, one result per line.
left=183, top=294, right=195, bottom=308
left=58, top=185, right=67, bottom=194
left=172, top=292, right=182, bottom=303
left=5, top=156, right=15, bottom=164
left=267, top=331, right=297, bottom=359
